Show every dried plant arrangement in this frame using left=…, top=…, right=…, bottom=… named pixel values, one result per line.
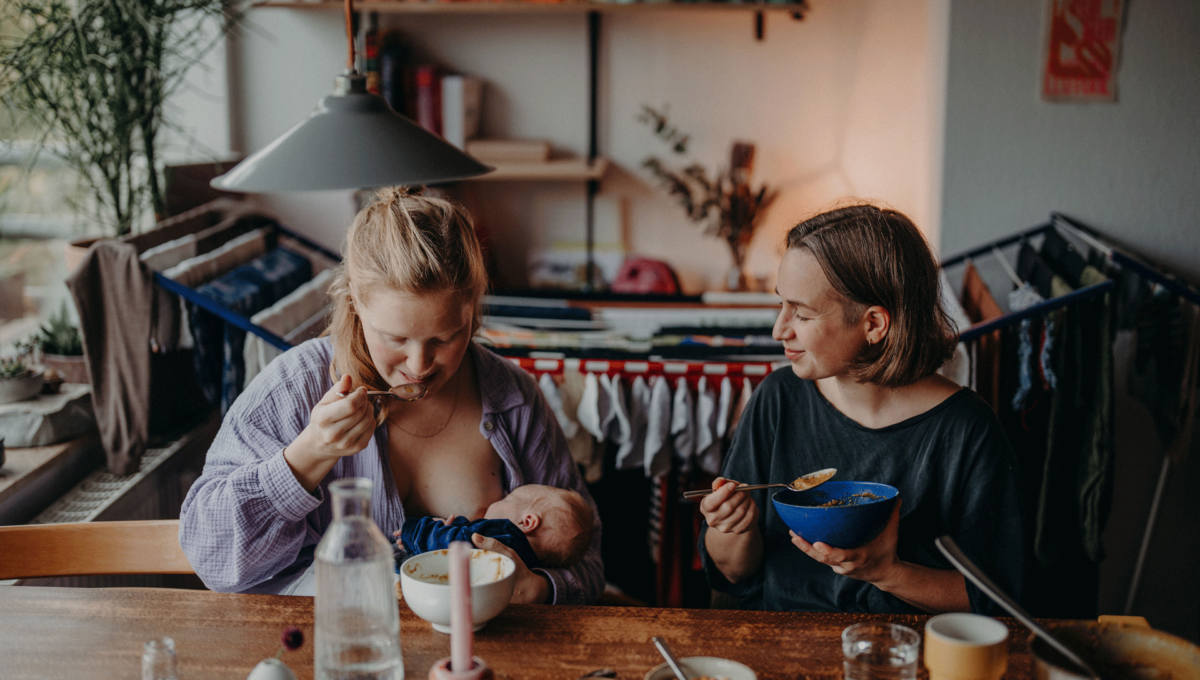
left=638, top=104, right=777, bottom=290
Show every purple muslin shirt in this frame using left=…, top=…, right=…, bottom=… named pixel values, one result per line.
left=179, top=338, right=604, bottom=604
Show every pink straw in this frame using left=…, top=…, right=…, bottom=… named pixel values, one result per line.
left=448, top=541, right=473, bottom=673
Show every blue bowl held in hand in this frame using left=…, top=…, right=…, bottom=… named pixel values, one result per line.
left=771, top=481, right=900, bottom=549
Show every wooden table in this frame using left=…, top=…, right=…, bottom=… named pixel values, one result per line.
left=0, top=586, right=1041, bottom=680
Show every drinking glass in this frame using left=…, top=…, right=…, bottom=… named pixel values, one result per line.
left=142, top=637, right=178, bottom=680
left=842, top=622, right=920, bottom=680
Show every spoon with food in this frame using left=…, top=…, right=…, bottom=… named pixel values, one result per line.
left=338, top=382, right=428, bottom=402
left=682, top=468, right=837, bottom=499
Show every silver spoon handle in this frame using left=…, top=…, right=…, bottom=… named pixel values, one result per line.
left=935, top=536, right=1101, bottom=680
left=651, top=637, right=690, bottom=680
left=681, top=483, right=783, bottom=499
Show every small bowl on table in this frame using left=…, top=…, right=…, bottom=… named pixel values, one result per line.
left=398, top=548, right=516, bottom=633
left=771, top=481, right=899, bottom=549
left=644, top=656, right=757, bottom=680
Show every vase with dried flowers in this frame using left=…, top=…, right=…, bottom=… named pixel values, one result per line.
left=638, top=104, right=778, bottom=291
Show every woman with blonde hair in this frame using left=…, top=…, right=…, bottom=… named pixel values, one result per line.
left=181, top=188, right=603, bottom=604
left=699, top=204, right=1023, bottom=615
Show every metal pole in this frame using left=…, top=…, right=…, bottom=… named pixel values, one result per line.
left=585, top=10, right=600, bottom=292
left=1124, top=454, right=1171, bottom=614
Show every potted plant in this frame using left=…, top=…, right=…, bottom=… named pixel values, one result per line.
left=0, top=0, right=241, bottom=243
left=638, top=104, right=778, bottom=292
left=0, top=355, right=43, bottom=405
left=17, top=301, right=86, bottom=385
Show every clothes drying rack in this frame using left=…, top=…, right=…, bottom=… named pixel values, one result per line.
left=942, top=213, right=1200, bottom=616
left=939, top=221, right=1116, bottom=343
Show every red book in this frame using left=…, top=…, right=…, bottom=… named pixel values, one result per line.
left=414, top=64, right=442, bottom=136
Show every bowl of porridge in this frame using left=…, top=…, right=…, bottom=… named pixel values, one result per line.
left=398, top=548, right=516, bottom=632
left=771, top=481, right=899, bottom=549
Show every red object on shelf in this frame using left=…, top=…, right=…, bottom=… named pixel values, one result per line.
left=415, top=64, right=442, bottom=136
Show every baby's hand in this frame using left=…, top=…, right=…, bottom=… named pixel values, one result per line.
left=441, top=515, right=456, bottom=526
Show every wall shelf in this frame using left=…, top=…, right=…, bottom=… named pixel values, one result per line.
left=252, top=1, right=805, bottom=15
left=476, top=157, right=609, bottom=182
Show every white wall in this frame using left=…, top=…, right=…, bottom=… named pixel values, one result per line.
left=941, top=0, right=1200, bottom=282
left=227, top=1, right=940, bottom=293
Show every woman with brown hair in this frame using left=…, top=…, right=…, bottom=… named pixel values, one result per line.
left=180, top=189, right=602, bottom=604
left=698, top=204, right=1023, bottom=614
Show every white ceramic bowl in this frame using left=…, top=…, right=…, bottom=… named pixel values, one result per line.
left=398, top=548, right=516, bottom=633
left=644, top=656, right=757, bottom=680
left=0, top=369, right=43, bottom=405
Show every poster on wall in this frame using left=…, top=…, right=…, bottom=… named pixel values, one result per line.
left=1041, top=0, right=1123, bottom=102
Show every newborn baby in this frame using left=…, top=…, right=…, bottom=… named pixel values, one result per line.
left=396, top=484, right=594, bottom=569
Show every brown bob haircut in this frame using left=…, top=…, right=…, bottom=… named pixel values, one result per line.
left=325, top=187, right=488, bottom=424
left=785, top=204, right=957, bottom=388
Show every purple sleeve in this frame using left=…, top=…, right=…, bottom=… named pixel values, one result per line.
left=500, top=369, right=604, bottom=605
left=179, top=340, right=331, bottom=592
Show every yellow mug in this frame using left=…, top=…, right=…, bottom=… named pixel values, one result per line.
left=924, top=613, right=1009, bottom=680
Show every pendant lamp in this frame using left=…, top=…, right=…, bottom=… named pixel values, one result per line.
left=211, top=0, right=492, bottom=192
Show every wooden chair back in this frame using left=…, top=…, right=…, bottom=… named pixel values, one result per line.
left=0, top=520, right=193, bottom=580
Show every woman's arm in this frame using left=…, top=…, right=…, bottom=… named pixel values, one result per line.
left=180, top=348, right=374, bottom=592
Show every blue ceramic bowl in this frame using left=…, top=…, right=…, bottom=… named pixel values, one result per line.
left=771, top=481, right=899, bottom=549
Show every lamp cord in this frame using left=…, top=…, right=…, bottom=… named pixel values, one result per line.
left=344, top=0, right=355, bottom=71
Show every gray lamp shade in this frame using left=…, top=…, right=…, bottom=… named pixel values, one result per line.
left=212, top=75, right=492, bottom=192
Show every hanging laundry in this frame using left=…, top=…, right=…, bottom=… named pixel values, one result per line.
left=576, top=371, right=611, bottom=442
left=618, top=375, right=652, bottom=472
left=559, top=367, right=601, bottom=483
left=728, top=377, right=755, bottom=439
left=938, top=270, right=972, bottom=387
left=715, top=376, right=733, bottom=442
left=671, top=377, right=696, bottom=474
left=605, top=374, right=633, bottom=462
left=539, top=372, right=579, bottom=438
left=1007, top=283, right=1046, bottom=411
left=645, top=376, right=674, bottom=479
left=961, top=261, right=1005, bottom=412
left=695, top=376, right=723, bottom=476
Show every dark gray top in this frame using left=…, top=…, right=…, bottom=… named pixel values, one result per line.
left=698, top=369, right=1025, bottom=614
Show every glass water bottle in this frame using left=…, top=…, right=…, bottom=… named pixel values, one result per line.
left=315, top=478, right=404, bottom=680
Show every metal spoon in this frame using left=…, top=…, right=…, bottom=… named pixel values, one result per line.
left=338, top=382, right=427, bottom=401
left=935, top=536, right=1102, bottom=680
left=682, top=468, right=837, bottom=499
left=650, top=637, right=690, bottom=680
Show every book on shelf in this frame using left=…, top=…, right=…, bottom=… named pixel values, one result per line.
left=441, top=74, right=484, bottom=150
left=465, top=139, right=552, bottom=164
left=414, top=64, right=442, bottom=136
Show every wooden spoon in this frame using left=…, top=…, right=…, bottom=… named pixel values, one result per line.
left=682, top=468, right=837, bottom=499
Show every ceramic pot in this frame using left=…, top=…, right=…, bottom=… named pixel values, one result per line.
left=64, top=237, right=102, bottom=275
left=0, top=369, right=44, bottom=405
left=43, top=354, right=88, bottom=385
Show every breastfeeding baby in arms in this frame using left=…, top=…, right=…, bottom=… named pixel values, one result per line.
left=397, top=485, right=594, bottom=570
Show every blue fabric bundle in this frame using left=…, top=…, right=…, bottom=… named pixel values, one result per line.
left=189, top=248, right=313, bottom=412
left=400, top=516, right=542, bottom=570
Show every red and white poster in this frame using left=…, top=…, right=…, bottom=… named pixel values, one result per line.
left=1041, top=0, right=1123, bottom=102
